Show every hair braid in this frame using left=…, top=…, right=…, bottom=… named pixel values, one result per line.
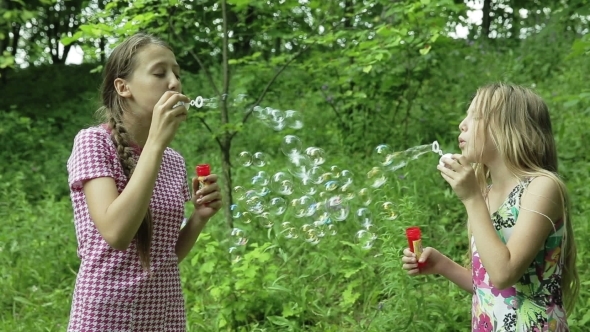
left=109, top=110, right=154, bottom=271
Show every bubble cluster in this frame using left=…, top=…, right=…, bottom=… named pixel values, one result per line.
left=251, top=106, right=304, bottom=131
left=217, top=94, right=451, bottom=259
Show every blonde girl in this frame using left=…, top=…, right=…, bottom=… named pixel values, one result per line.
left=402, top=83, right=579, bottom=332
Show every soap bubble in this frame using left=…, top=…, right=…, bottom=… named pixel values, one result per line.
left=228, top=227, right=248, bottom=263
left=256, top=212, right=274, bottom=228
left=308, top=166, right=327, bottom=185
left=356, top=208, right=373, bottom=228
left=270, top=172, right=295, bottom=195
left=314, top=211, right=331, bottom=227
left=252, top=106, right=266, bottom=120
left=355, top=229, right=377, bottom=250
left=269, top=109, right=286, bottom=131
left=231, top=93, right=248, bottom=107
left=329, top=165, right=341, bottom=176
left=304, top=228, right=320, bottom=245
left=293, top=195, right=316, bottom=218
left=305, top=147, right=326, bottom=166
left=300, top=174, right=320, bottom=196
left=340, top=182, right=356, bottom=201
left=281, top=135, right=303, bottom=156
left=234, top=186, right=247, bottom=201
left=236, top=211, right=252, bottom=224
left=288, top=151, right=312, bottom=169
left=252, top=152, right=268, bottom=167
left=230, top=204, right=241, bottom=219
left=379, top=201, right=398, bottom=221
left=203, top=97, right=219, bottom=109
left=357, top=188, right=372, bottom=206
left=245, top=194, right=264, bottom=214
left=374, top=144, right=393, bottom=166
left=269, top=197, right=287, bottom=216
left=386, top=151, right=408, bottom=172
left=280, top=222, right=298, bottom=239
left=325, top=195, right=350, bottom=221
left=367, top=166, right=387, bottom=188
left=228, top=246, right=243, bottom=263
left=238, top=151, right=253, bottom=167
left=339, top=169, right=354, bottom=186
left=406, top=144, right=432, bottom=160
left=251, top=171, right=270, bottom=196
left=230, top=228, right=248, bottom=246
left=324, top=180, right=339, bottom=192
left=285, top=110, right=304, bottom=129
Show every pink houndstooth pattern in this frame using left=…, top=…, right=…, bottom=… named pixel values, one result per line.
left=66, top=125, right=191, bottom=331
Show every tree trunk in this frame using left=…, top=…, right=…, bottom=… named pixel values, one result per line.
left=220, top=0, right=234, bottom=230
left=220, top=139, right=234, bottom=229
left=482, top=0, right=491, bottom=39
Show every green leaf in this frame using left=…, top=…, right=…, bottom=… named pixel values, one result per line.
left=419, top=45, right=432, bottom=55
left=13, top=296, right=34, bottom=306
left=363, top=65, right=372, bottom=73
left=199, top=260, right=216, bottom=273
left=227, top=0, right=251, bottom=11
left=267, top=315, right=291, bottom=326
left=282, top=302, right=297, bottom=317
left=563, top=99, right=579, bottom=108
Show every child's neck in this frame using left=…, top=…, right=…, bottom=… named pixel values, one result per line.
left=122, top=113, right=151, bottom=148
left=487, top=158, right=520, bottom=193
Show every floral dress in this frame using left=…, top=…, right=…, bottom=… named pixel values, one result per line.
left=471, top=178, right=568, bottom=332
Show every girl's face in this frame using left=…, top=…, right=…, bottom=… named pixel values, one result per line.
left=458, top=97, right=496, bottom=163
left=118, top=44, right=183, bottom=117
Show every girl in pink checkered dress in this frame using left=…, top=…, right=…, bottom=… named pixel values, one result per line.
left=66, top=32, right=222, bottom=331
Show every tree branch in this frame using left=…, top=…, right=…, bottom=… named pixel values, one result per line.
left=318, top=87, right=347, bottom=131
left=195, top=116, right=222, bottom=148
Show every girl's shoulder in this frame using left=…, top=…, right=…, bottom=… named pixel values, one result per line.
left=521, top=175, right=560, bottom=192
left=72, top=124, right=113, bottom=147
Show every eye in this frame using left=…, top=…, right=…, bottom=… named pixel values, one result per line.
left=154, top=73, right=165, bottom=77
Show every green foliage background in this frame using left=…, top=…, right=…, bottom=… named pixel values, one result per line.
left=1, top=0, right=589, bottom=331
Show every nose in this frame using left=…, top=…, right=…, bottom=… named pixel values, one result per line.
left=458, top=118, right=467, bottom=132
left=168, top=74, right=181, bottom=92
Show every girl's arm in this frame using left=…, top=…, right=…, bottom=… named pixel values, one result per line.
left=175, top=212, right=207, bottom=262
left=83, top=142, right=165, bottom=250
left=438, top=254, right=473, bottom=293
left=465, top=176, right=560, bottom=290
left=175, top=175, right=221, bottom=262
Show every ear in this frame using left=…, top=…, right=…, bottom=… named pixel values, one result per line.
left=114, top=78, right=132, bottom=98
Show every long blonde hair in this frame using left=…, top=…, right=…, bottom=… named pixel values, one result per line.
left=466, top=83, right=579, bottom=315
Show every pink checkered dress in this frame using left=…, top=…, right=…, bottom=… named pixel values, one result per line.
left=66, top=125, right=191, bottom=331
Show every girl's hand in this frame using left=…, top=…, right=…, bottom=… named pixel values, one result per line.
left=402, top=247, right=446, bottom=276
left=147, top=91, right=190, bottom=149
left=191, top=174, right=222, bottom=221
left=437, top=154, right=480, bottom=203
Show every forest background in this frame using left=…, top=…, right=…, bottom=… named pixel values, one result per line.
left=1, top=0, right=589, bottom=331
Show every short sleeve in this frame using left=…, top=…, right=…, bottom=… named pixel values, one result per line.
left=67, top=128, right=115, bottom=191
